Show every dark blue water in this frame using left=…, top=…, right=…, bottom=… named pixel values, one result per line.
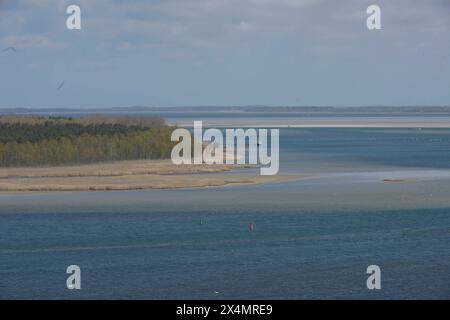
left=280, top=128, right=450, bottom=172
left=1, top=128, right=450, bottom=299
left=1, top=207, right=450, bottom=299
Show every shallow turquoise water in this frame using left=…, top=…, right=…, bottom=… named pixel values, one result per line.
left=1, top=128, right=450, bottom=299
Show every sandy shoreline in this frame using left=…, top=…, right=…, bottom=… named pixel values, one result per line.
left=0, top=160, right=296, bottom=192
left=169, top=117, right=450, bottom=128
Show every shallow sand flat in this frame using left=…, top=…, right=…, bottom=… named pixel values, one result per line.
left=0, top=174, right=295, bottom=192
left=170, top=117, right=450, bottom=128
left=2, top=169, right=450, bottom=213
left=0, top=160, right=295, bottom=192
left=0, top=160, right=255, bottom=179
left=316, top=169, right=450, bottom=180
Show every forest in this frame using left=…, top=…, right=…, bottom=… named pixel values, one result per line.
left=0, top=115, right=175, bottom=167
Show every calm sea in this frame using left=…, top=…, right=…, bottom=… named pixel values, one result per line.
left=1, top=127, right=450, bottom=299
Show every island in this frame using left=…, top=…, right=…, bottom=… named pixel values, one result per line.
left=0, top=115, right=294, bottom=192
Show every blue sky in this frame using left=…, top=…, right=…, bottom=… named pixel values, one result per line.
left=0, top=0, right=449, bottom=108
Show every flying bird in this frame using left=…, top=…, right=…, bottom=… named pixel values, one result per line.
left=57, top=81, right=65, bottom=91
left=2, top=47, right=16, bottom=53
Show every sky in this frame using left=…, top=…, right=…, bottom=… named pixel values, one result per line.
left=0, top=0, right=449, bottom=108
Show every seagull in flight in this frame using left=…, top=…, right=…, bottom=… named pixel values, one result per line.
left=57, top=81, right=65, bottom=91
left=2, top=47, right=17, bottom=53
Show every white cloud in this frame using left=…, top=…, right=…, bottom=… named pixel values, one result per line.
left=1, top=0, right=449, bottom=54
left=1, top=34, right=66, bottom=49
left=235, top=21, right=256, bottom=33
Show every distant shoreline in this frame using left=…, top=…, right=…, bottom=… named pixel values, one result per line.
left=2, top=106, right=450, bottom=114
left=169, top=118, right=450, bottom=128
left=3, top=107, right=450, bottom=128
left=0, top=160, right=297, bottom=193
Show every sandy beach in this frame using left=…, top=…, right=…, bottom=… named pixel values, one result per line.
left=0, top=160, right=296, bottom=192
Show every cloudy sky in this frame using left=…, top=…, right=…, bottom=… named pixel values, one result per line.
left=0, top=0, right=449, bottom=108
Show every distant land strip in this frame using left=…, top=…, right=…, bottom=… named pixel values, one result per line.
left=2, top=106, right=450, bottom=115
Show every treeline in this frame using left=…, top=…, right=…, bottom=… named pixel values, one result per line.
left=0, top=122, right=159, bottom=143
left=0, top=115, right=166, bottom=126
left=0, top=116, right=174, bottom=167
